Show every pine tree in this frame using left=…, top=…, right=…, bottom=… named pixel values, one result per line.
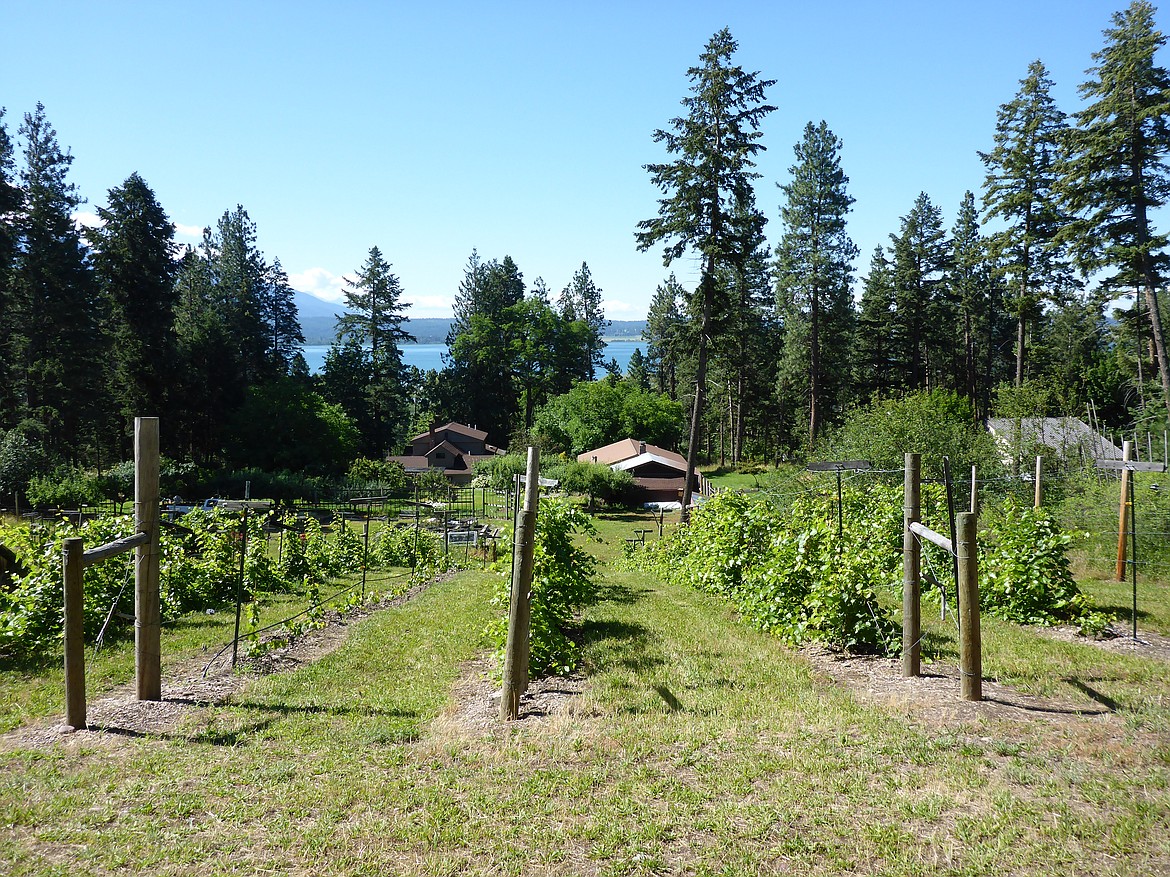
left=889, top=192, right=951, bottom=391
left=773, top=121, right=858, bottom=445
left=444, top=252, right=527, bottom=442
left=949, top=192, right=988, bottom=413
left=90, top=172, right=178, bottom=439
left=853, top=247, right=898, bottom=400
left=263, top=258, right=305, bottom=375
left=1060, top=0, right=1170, bottom=418
left=980, top=60, right=1074, bottom=387
left=643, top=274, right=690, bottom=400
left=716, top=188, right=776, bottom=461
left=558, top=261, right=608, bottom=381
left=334, top=246, right=414, bottom=455
left=211, top=206, right=270, bottom=384
left=11, top=103, right=102, bottom=456
left=0, top=108, right=22, bottom=428
left=635, top=28, right=775, bottom=515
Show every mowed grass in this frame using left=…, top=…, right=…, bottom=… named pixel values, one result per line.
left=0, top=511, right=1167, bottom=875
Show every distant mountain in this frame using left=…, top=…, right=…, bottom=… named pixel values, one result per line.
left=295, top=291, right=344, bottom=344
left=295, top=291, right=646, bottom=346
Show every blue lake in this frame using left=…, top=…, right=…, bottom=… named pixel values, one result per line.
left=302, top=339, right=645, bottom=378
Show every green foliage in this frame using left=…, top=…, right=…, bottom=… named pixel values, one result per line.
left=532, top=379, right=685, bottom=456
left=371, top=524, right=450, bottom=580
left=0, top=507, right=392, bottom=662
left=637, top=490, right=901, bottom=655
left=25, top=468, right=102, bottom=509
left=225, top=377, right=359, bottom=476
left=548, top=460, right=635, bottom=508
left=822, top=390, right=1002, bottom=480
left=472, top=454, right=527, bottom=493
left=347, top=458, right=407, bottom=490
left=0, top=428, right=49, bottom=498
left=981, top=497, right=1103, bottom=630
left=491, top=498, right=599, bottom=676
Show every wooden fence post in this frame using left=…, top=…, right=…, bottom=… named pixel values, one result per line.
left=1116, top=440, right=1133, bottom=582
left=957, top=512, right=981, bottom=702
left=970, top=464, right=978, bottom=516
left=63, top=537, right=86, bottom=729
left=500, top=447, right=540, bottom=721
left=1034, top=455, right=1043, bottom=509
left=135, top=417, right=161, bottom=701
left=903, top=453, right=921, bottom=678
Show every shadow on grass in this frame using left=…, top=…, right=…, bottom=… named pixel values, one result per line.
left=595, top=581, right=652, bottom=605
left=228, top=699, right=418, bottom=720
left=1062, top=677, right=1122, bottom=712
left=92, top=716, right=277, bottom=745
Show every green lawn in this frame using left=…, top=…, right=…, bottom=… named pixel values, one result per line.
left=1, top=511, right=1168, bottom=875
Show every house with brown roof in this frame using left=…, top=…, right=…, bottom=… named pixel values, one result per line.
left=389, top=422, right=506, bottom=484
left=577, top=438, right=702, bottom=506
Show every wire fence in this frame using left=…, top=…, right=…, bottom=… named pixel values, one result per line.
left=733, top=458, right=1170, bottom=584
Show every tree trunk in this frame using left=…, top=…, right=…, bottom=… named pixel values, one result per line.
left=1133, top=149, right=1170, bottom=417
left=1015, top=313, right=1026, bottom=388
left=809, top=284, right=821, bottom=445
left=680, top=265, right=712, bottom=523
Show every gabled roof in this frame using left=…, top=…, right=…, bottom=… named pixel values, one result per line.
left=986, top=417, right=1123, bottom=459
left=577, top=438, right=690, bottom=473
left=410, top=422, right=488, bottom=443
left=424, top=439, right=465, bottom=460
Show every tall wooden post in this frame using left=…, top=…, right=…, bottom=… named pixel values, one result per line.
left=1033, top=455, right=1043, bottom=508
left=1116, top=440, right=1133, bottom=582
left=135, top=417, right=161, bottom=701
left=62, top=537, right=86, bottom=729
left=501, top=447, right=539, bottom=721
left=970, top=464, right=978, bottom=516
left=956, top=512, right=981, bottom=701
left=902, top=453, right=921, bottom=678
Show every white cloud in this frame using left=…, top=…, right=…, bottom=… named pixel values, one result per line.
left=173, top=222, right=204, bottom=240
left=404, top=294, right=454, bottom=317
left=72, top=211, right=103, bottom=229
left=603, top=298, right=640, bottom=317
left=289, top=267, right=347, bottom=303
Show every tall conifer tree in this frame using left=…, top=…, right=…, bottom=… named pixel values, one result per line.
left=1060, top=0, right=1170, bottom=417
left=774, top=121, right=857, bottom=445
left=635, top=28, right=774, bottom=516
left=889, top=193, right=950, bottom=391
left=979, top=60, right=1073, bottom=387
left=11, top=103, right=101, bottom=456
left=90, top=173, right=178, bottom=439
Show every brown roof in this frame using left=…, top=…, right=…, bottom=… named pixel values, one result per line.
left=410, top=422, right=488, bottom=443
left=577, top=438, right=687, bottom=470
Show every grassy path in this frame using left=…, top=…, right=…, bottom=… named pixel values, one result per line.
left=1, top=518, right=1168, bottom=875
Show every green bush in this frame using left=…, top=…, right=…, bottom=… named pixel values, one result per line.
left=638, top=490, right=901, bottom=655
left=26, top=468, right=103, bottom=510
left=821, top=389, right=1002, bottom=480
left=491, top=498, right=598, bottom=676
left=981, top=497, right=1103, bottom=630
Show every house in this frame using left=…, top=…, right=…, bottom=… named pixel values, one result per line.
left=986, top=417, right=1123, bottom=465
left=388, top=422, right=507, bottom=484
left=578, top=438, right=703, bottom=506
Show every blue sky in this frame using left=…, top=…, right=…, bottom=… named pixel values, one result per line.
left=1, top=1, right=1143, bottom=319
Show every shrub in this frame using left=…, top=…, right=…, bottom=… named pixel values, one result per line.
left=980, top=497, right=1102, bottom=629
left=821, top=389, right=1002, bottom=480
left=491, top=498, right=598, bottom=676
left=638, top=490, right=901, bottom=655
